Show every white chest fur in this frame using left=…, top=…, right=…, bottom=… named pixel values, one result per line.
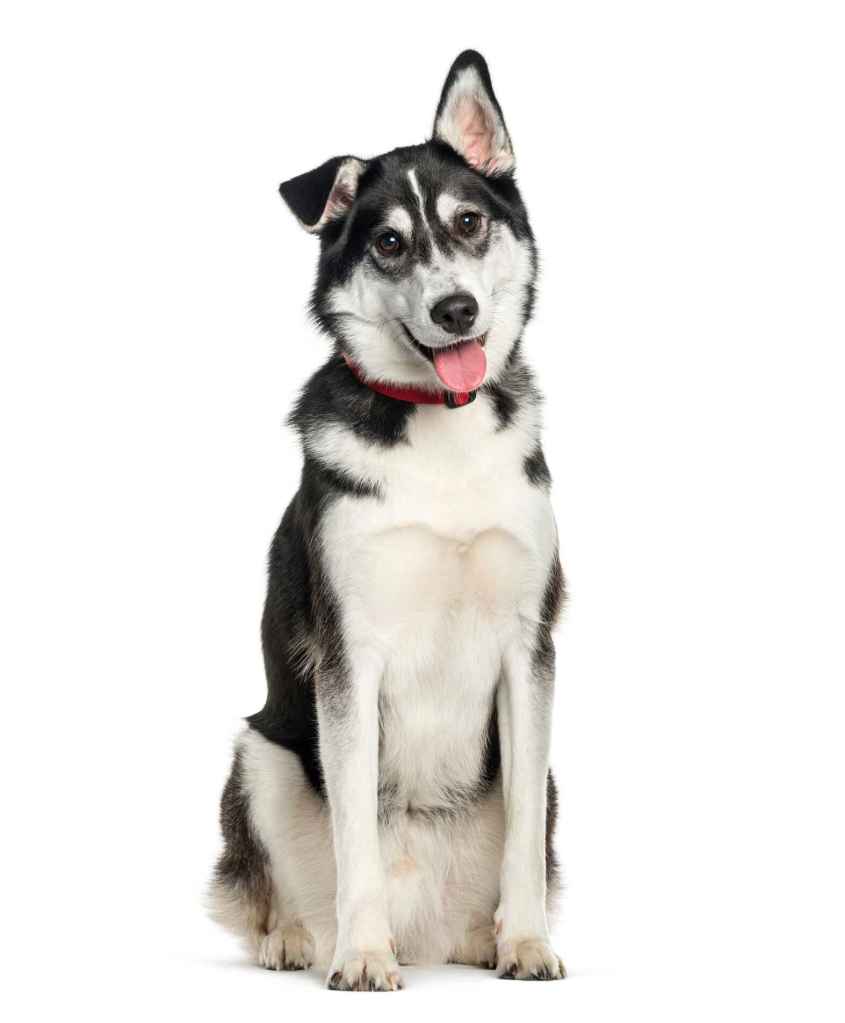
left=312, top=394, right=557, bottom=810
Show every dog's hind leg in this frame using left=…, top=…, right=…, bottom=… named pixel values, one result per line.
left=208, top=729, right=329, bottom=970
left=207, top=741, right=274, bottom=959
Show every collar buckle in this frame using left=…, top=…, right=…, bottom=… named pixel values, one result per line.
left=444, top=390, right=477, bottom=409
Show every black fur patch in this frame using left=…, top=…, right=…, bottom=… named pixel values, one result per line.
left=292, top=354, right=415, bottom=448
left=213, top=749, right=272, bottom=920
left=524, top=445, right=551, bottom=487
left=247, top=428, right=381, bottom=793
left=485, top=380, right=518, bottom=429
left=483, top=356, right=539, bottom=430
left=546, top=769, right=560, bottom=888
left=533, top=556, right=566, bottom=675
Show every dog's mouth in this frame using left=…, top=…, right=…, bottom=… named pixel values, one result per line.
left=401, top=324, right=488, bottom=392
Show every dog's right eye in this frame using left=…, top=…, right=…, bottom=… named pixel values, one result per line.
left=375, top=231, right=402, bottom=257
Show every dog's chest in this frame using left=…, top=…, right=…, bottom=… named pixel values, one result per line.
left=319, top=397, right=556, bottom=806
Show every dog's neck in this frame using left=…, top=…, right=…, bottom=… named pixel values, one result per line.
left=342, top=354, right=477, bottom=409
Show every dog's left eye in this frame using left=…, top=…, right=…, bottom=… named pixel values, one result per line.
left=456, top=211, right=481, bottom=237
left=375, top=231, right=403, bottom=256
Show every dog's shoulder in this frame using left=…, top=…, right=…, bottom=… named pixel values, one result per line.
left=291, top=354, right=416, bottom=449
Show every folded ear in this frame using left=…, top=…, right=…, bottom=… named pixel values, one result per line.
left=279, top=155, right=367, bottom=233
left=433, top=50, right=515, bottom=177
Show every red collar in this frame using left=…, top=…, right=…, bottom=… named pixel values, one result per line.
left=342, top=354, right=477, bottom=409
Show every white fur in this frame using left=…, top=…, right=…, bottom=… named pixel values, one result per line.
left=406, top=168, right=430, bottom=231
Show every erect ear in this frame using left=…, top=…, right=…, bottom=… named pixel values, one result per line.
left=433, top=50, right=515, bottom=177
left=279, top=155, right=367, bottom=234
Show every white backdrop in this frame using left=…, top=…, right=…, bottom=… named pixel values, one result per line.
left=2, top=2, right=843, bottom=1020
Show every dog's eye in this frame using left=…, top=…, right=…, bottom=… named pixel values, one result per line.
left=375, top=231, right=402, bottom=257
left=456, top=211, right=481, bottom=237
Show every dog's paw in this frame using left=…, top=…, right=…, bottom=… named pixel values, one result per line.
left=327, top=946, right=404, bottom=991
left=497, top=937, right=566, bottom=981
left=258, top=923, right=315, bottom=971
left=451, top=924, right=498, bottom=969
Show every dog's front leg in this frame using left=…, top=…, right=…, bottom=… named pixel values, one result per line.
left=316, top=651, right=402, bottom=992
left=495, top=637, right=566, bottom=980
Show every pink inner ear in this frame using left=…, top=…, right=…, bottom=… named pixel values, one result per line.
left=456, top=96, right=492, bottom=170
left=324, top=183, right=354, bottom=220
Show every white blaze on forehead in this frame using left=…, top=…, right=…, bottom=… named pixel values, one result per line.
left=406, top=168, right=430, bottom=231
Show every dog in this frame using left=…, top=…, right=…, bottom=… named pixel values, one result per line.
left=208, top=49, right=566, bottom=990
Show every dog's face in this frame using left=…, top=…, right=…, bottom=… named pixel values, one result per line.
left=280, top=51, right=536, bottom=393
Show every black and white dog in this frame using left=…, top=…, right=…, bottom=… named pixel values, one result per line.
left=209, top=50, right=566, bottom=990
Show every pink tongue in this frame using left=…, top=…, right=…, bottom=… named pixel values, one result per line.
left=432, top=339, right=487, bottom=392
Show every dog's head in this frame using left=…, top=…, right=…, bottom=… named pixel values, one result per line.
left=280, top=51, right=536, bottom=394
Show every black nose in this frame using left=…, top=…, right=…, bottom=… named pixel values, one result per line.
left=430, top=292, right=479, bottom=336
